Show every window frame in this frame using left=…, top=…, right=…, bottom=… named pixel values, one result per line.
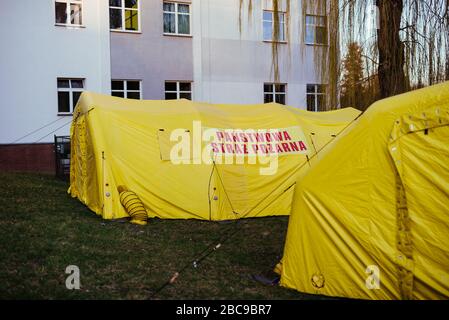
left=262, top=10, right=287, bottom=43
left=163, top=1, right=192, bottom=37
left=304, top=14, right=328, bottom=46
left=306, top=84, right=326, bottom=112
left=54, top=0, right=84, bottom=27
left=111, top=79, right=142, bottom=99
left=264, top=83, right=287, bottom=105
left=109, top=0, right=141, bottom=33
left=164, top=81, right=192, bottom=100
left=57, top=78, right=85, bottom=115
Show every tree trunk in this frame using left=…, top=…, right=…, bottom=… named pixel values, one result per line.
left=376, top=0, right=408, bottom=98
left=446, top=0, right=449, bottom=80
left=446, top=60, right=449, bottom=81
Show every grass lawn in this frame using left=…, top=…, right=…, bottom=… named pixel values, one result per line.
left=0, top=172, right=322, bottom=300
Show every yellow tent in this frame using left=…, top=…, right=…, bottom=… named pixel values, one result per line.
left=280, top=82, right=449, bottom=299
left=69, top=92, right=360, bottom=221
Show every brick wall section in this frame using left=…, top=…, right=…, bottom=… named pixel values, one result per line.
left=0, top=143, right=55, bottom=173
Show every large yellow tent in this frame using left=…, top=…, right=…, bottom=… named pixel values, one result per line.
left=69, top=92, right=360, bottom=221
left=280, top=82, right=449, bottom=299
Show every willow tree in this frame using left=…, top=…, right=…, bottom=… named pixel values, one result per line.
left=239, top=0, right=449, bottom=109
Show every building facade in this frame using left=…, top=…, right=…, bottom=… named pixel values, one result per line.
left=0, top=0, right=328, bottom=172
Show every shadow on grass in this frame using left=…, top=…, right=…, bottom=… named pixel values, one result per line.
left=0, top=172, right=329, bottom=300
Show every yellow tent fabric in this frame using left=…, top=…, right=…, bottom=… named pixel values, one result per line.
left=280, top=82, right=449, bottom=299
left=69, top=92, right=360, bottom=221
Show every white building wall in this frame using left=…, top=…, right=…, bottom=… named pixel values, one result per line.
left=0, top=0, right=111, bottom=144
left=192, top=0, right=323, bottom=108
left=0, top=0, right=323, bottom=144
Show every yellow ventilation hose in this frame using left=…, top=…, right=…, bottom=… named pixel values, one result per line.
left=118, top=185, right=148, bottom=225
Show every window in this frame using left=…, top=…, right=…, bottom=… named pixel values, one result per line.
left=110, top=0, right=140, bottom=32
left=306, top=84, right=326, bottom=111
left=111, top=80, right=141, bottom=99
left=163, top=2, right=191, bottom=35
left=165, top=81, right=192, bottom=100
left=305, top=15, right=327, bottom=45
left=57, top=78, right=84, bottom=114
left=55, top=0, right=83, bottom=26
left=264, top=83, right=286, bottom=104
left=263, top=10, right=286, bottom=42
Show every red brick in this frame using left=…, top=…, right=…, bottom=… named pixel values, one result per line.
left=0, top=143, right=55, bottom=173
